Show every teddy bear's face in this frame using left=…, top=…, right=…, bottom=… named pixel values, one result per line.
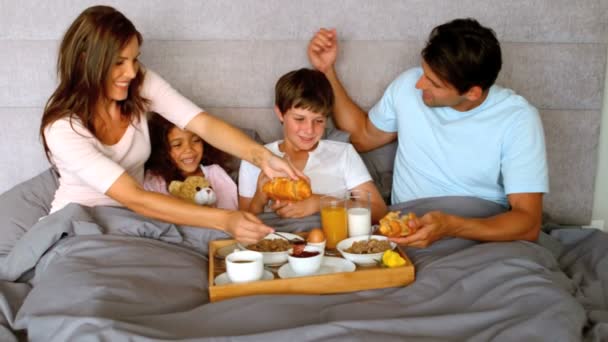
left=194, top=185, right=217, bottom=206
left=168, top=176, right=217, bottom=206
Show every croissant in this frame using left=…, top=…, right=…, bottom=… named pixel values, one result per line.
left=262, top=177, right=312, bottom=201
left=378, top=211, right=417, bottom=237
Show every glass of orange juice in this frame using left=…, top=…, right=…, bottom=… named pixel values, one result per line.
left=320, top=192, right=348, bottom=255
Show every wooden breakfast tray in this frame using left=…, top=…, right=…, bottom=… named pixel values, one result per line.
left=208, top=238, right=415, bottom=302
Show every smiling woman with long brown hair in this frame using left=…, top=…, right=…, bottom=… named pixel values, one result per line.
left=39, top=5, right=303, bottom=244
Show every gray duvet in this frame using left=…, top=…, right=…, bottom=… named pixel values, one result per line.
left=0, top=197, right=606, bottom=341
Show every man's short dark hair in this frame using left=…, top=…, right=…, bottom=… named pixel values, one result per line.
left=421, top=18, right=502, bottom=93
left=275, top=68, right=334, bottom=116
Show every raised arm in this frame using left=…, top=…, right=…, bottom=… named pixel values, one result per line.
left=391, top=193, right=543, bottom=247
left=308, top=28, right=396, bottom=152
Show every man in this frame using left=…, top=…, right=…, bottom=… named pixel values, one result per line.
left=307, top=18, right=548, bottom=247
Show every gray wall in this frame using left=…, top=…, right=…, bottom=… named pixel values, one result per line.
left=0, top=0, right=606, bottom=225
left=592, top=54, right=608, bottom=229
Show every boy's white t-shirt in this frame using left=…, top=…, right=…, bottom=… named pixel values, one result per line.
left=45, top=69, right=203, bottom=213
left=238, top=140, right=372, bottom=198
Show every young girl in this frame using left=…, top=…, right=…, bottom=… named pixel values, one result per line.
left=144, top=114, right=238, bottom=210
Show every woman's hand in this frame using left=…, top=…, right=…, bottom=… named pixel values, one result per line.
left=224, top=210, right=274, bottom=245
left=261, top=153, right=308, bottom=182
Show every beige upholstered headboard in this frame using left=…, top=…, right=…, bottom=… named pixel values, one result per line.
left=0, top=1, right=605, bottom=225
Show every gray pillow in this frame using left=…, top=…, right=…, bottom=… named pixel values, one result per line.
left=0, top=169, right=59, bottom=256
left=359, top=141, right=397, bottom=203
left=324, top=126, right=350, bottom=143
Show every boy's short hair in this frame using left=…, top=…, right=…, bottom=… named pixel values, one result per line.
left=422, top=18, right=502, bottom=93
left=275, top=68, right=334, bottom=116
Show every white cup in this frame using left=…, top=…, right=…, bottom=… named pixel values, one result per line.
left=346, top=190, right=372, bottom=237
left=226, top=250, right=264, bottom=283
left=287, top=245, right=323, bottom=276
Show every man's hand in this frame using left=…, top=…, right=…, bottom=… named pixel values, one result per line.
left=308, top=28, right=338, bottom=73
left=390, top=193, right=543, bottom=247
left=390, top=211, right=450, bottom=248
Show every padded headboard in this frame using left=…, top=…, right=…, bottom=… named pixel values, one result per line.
left=1, top=1, right=606, bottom=225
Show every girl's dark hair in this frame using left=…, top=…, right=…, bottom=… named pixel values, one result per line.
left=145, top=113, right=233, bottom=186
left=421, top=18, right=502, bottom=93
left=40, top=5, right=148, bottom=161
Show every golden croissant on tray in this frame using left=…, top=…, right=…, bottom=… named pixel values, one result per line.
left=262, top=177, right=312, bottom=201
left=378, top=211, right=418, bottom=237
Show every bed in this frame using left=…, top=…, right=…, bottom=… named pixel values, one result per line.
left=0, top=143, right=606, bottom=341
left=1, top=2, right=607, bottom=341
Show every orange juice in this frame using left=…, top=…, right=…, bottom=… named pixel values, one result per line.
left=321, top=206, right=348, bottom=249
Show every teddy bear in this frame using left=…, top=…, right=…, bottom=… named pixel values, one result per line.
left=168, top=175, right=217, bottom=206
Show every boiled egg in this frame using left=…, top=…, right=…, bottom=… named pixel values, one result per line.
left=307, top=228, right=325, bottom=243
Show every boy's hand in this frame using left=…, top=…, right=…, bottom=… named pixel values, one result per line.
left=255, top=173, right=271, bottom=201
left=272, top=195, right=320, bottom=219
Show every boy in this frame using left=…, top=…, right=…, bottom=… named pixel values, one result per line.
left=238, top=68, right=387, bottom=221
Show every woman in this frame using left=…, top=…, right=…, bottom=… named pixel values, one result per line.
left=39, top=5, right=302, bottom=244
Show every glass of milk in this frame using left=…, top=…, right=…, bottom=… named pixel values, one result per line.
left=346, top=190, right=372, bottom=237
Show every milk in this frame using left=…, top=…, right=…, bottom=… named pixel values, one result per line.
left=347, top=207, right=372, bottom=237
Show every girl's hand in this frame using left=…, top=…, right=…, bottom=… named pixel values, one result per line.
left=224, top=210, right=274, bottom=245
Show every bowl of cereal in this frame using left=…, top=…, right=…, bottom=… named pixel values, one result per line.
left=336, top=235, right=397, bottom=266
left=239, top=232, right=305, bottom=266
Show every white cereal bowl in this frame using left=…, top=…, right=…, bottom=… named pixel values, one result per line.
left=287, top=245, right=323, bottom=276
left=238, top=232, right=305, bottom=266
left=336, top=235, right=397, bottom=266
left=258, top=249, right=289, bottom=266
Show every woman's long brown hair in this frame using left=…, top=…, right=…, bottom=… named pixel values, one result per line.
left=40, top=5, right=148, bottom=161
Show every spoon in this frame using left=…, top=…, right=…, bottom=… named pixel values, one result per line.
left=367, top=224, right=377, bottom=241
left=273, top=232, right=305, bottom=245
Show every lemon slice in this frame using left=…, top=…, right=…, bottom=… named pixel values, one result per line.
left=382, top=250, right=406, bottom=268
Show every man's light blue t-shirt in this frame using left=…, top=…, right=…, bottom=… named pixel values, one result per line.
left=369, top=67, right=549, bottom=207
